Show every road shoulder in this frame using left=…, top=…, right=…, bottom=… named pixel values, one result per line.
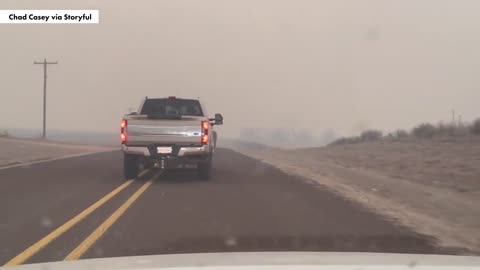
left=0, top=137, right=115, bottom=169
left=223, top=141, right=479, bottom=254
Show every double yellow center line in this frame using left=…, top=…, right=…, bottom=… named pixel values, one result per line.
left=64, top=177, right=155, bottom=260
left=4, top=170, right=156, bottom=267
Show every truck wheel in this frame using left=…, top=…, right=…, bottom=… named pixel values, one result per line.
left=124, top=154, right=139, bottom=180
left=198, top=155, right=212, bottom=181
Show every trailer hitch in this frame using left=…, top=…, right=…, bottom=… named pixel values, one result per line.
left=154, top=157, right=166, bottom=170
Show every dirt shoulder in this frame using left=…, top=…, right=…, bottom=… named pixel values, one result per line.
left=222, top=139, right=480, bottom=254
left=0, top=137, right=115, bottom=168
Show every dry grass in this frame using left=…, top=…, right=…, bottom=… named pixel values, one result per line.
left=0, top=137, right=114, bottom=167
left=299, top=138, right=480, bottom=193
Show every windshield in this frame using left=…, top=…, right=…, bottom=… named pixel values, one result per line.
left=1, top=0, right=479, bottom=268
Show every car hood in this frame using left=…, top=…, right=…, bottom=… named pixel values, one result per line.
left=4, top=252, right=480, bottom=270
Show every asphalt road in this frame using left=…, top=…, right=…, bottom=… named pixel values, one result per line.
left=0, top=148, right=444, bottom=266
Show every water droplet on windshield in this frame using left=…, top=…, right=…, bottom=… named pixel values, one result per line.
left=224, top=236, right=237, bottom=247
left=40, top=217, right=53, bottom=228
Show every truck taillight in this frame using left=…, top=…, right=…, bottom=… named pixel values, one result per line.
left=121, top=119, right=127, bottom=143
left=202, top=121, right=209, bottom=130
left=201, top=121, right=209, bottom=145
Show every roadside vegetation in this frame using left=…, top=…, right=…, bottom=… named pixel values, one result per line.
left=330, top=118, right=480, bottom=145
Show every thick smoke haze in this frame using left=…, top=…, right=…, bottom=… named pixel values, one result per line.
left=1, top=0, right=480, bottom=144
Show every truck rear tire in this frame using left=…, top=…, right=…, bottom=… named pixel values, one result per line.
left=198, top=155, right=212, bottom=181
left=124, top=154, right=139, bottom=180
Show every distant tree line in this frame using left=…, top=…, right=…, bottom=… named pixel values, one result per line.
left=239, top=127, right=336, bottom=147
left=330, top=118, right=480, bottom=145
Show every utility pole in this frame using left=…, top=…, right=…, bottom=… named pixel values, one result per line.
left=452, top=109, right=456, bottom=126
left=34, top=58, right=58, bottom=139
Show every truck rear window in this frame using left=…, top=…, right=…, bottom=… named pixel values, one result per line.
left=140, top=99, right=204, bottom=117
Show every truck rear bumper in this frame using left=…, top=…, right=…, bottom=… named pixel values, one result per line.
left=121, top=144, right=209, bottom=157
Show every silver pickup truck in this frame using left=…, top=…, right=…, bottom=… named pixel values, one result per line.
left=120, top=96, right=223, bottom=180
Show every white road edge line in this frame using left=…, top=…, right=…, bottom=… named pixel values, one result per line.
left=0, top=149, right=118, bottom=170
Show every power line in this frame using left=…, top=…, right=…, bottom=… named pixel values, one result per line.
left=34, top=58, right=58, bottom=139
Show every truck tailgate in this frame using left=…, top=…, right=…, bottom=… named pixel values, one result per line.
left=125, top=116, right=203, bottom=146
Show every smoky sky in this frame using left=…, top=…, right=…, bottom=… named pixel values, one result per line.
left=1, top=0, right=480, bottom=138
